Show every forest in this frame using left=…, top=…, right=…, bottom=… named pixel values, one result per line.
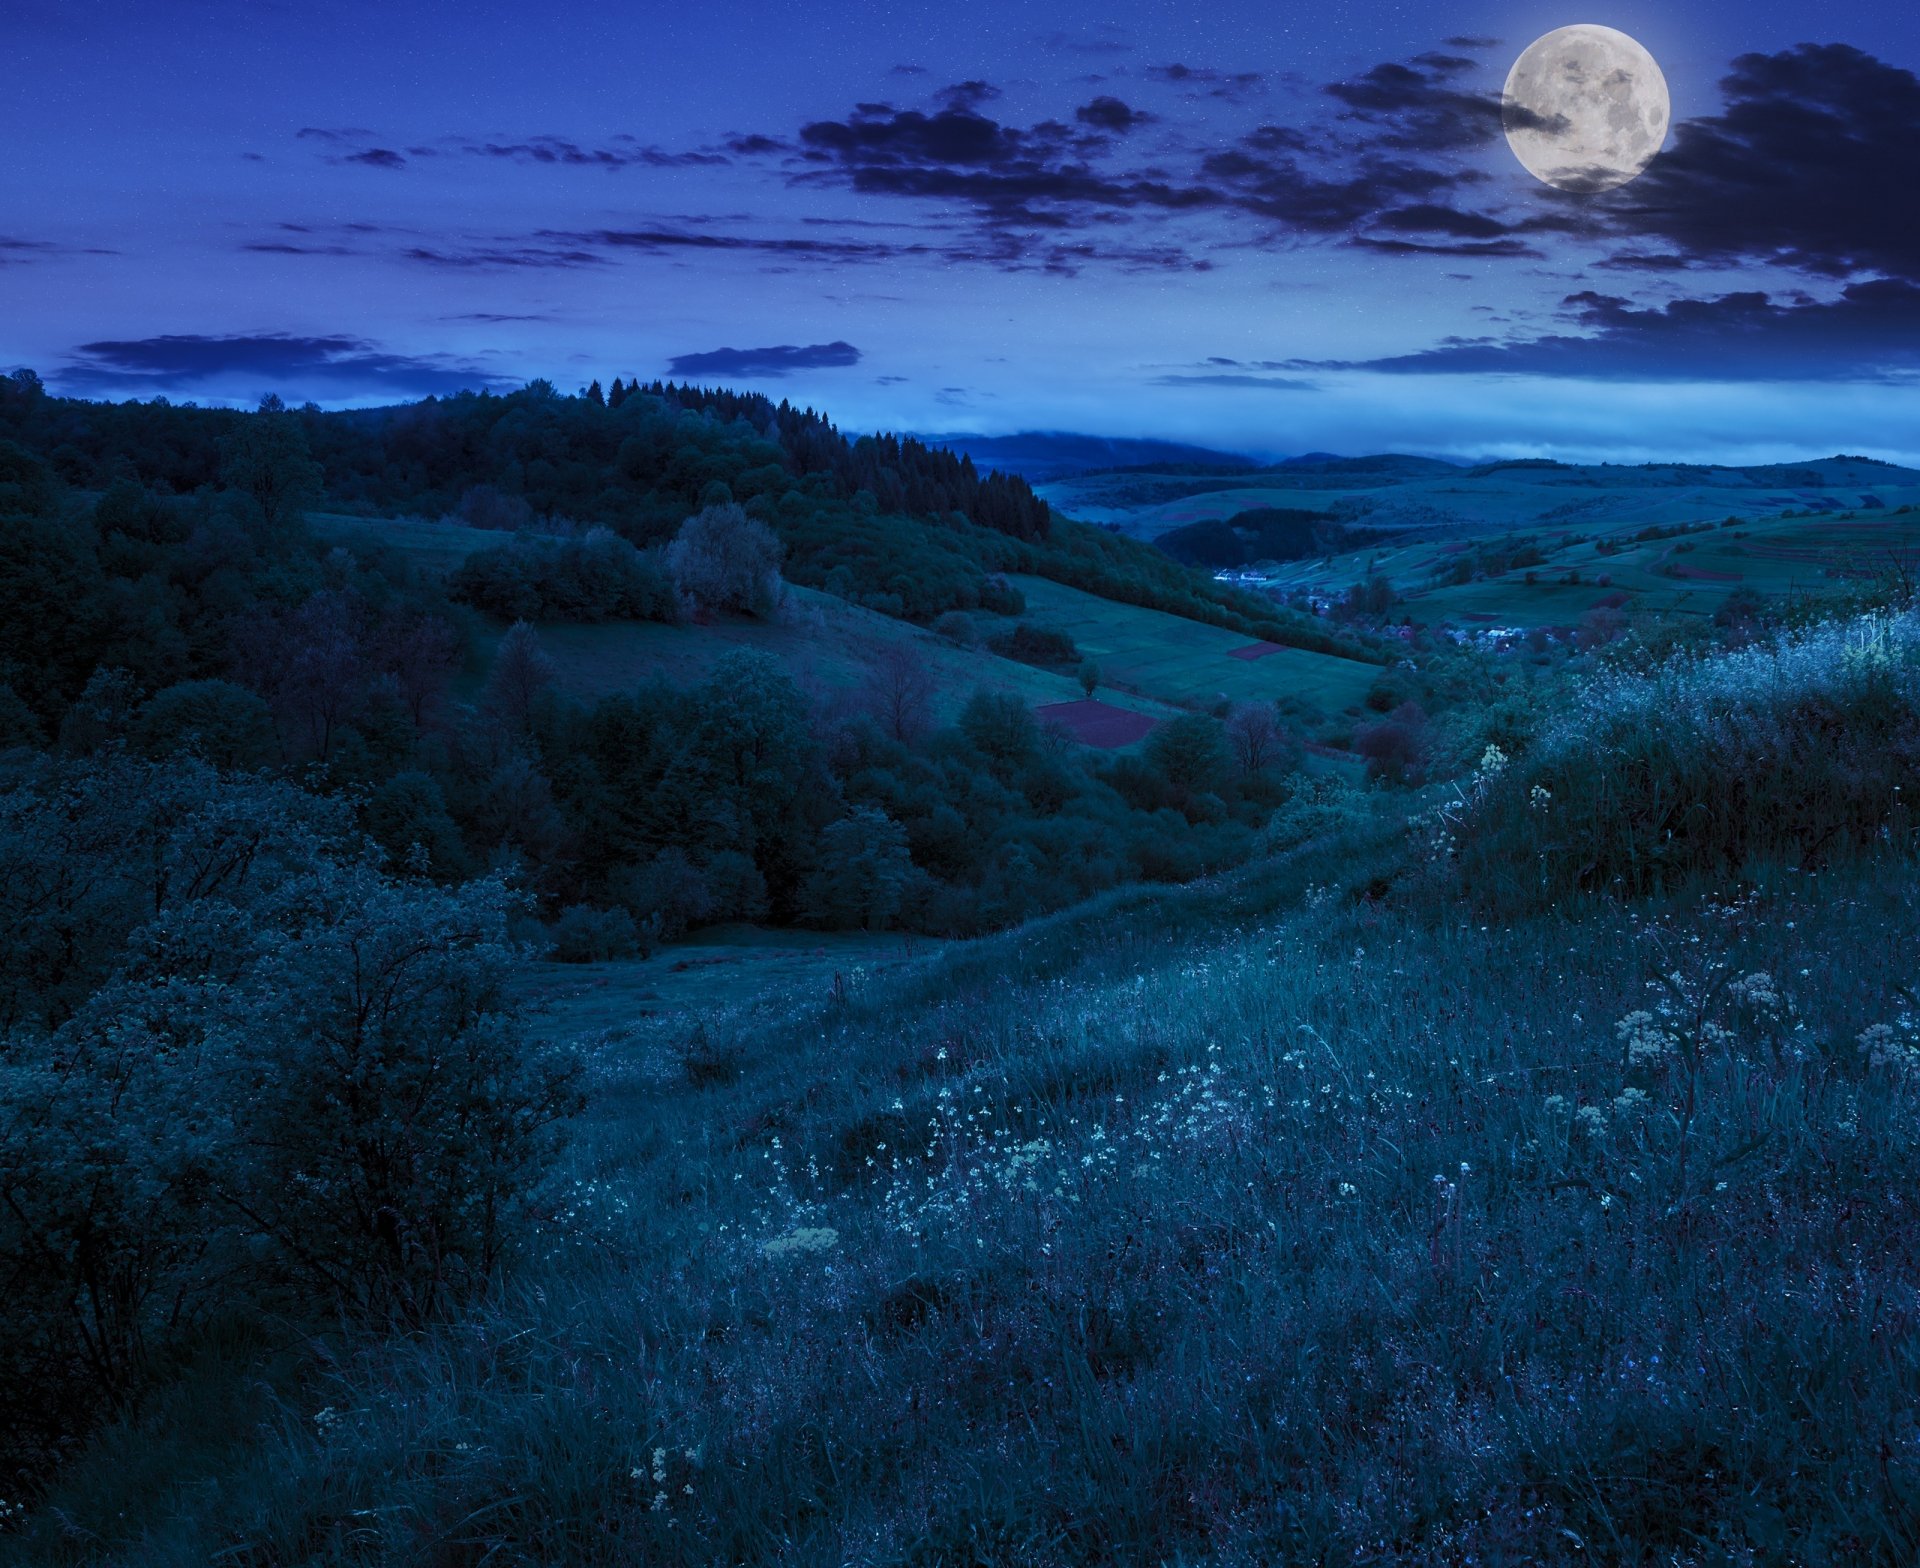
left=0, top=369, right=1407, bottom=958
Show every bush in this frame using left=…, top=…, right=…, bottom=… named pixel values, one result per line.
left=668, top=502, right=784, bottom=617
left=135, top=679, right=277, bottom=769
left=549, top=902, right=641, bottom=962
left=451, top=530, right=677, bottom=624
left=1458, top=608, right=1920, bottom=902
left=0, top=757, right=583, bottom=1474
left=988, top=621, right=1077, bottom=667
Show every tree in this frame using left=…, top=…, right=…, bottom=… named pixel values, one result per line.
left=803, top=805, right=912, bottom=929
left=1354, top=700, right=1429, bottom=784
left=373, top=610, right=460, bottom=728
left=860, top=642, right=939, bottom=743
left=236, top=589, right=368, bottom=760
left=960, top=690, right=1040, bottom=771
left=1145, top=713, right=1231, bottom=798
left=218, top=399, right=321, bottom=535
left=482, top=621, right=556, bottom=739
left=1225, top=701, right=1284, bottom=775
left=1077, top=659, right=1101, bottom=699
left=134, top=679, right=277, bottom=769
left=667, top=502, right=784, bottom=617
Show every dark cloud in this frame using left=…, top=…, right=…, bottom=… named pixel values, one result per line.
left=1372, top=204, right=1516, bottom=240
left=400, top=243, right=608, bottom=269
left=1322, top=50, right=1549, bottom=153
left=541, top=226, right=910, bottom=262
left=937, top=80, right=1001, bottom=111
left=780, top=55, right=1531, bottom=261
left=304, top=126, right=729, bottom=171
left=57, top=334, right=507, bottom=399
left=1150, top=372, right=1317, bottom=391
left=1313, top=280, right=1920, bottom=381
left=1147, top=63, right=1264, bottom=101
left=889, top=63, right=928, bottom=76
left=1594, top=252, right=1695, bottom=273
left=667, top=342, right=861, bottom=377
left=242, top=240, right=358, bottom=256
left=0, top=236, right=116, bottom=264
left=1613, top=44, right=1920, bottom=282
left=449, top=136, right=728, bottom=169
left=1075, top=96, right=1151, bottom=133
left=1351, top=235, right=1541, bottom=259
left=792, top=100, right=1222, bottom=226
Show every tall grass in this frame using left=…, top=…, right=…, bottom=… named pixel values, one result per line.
left=20, top=846, right=1920, bottom=1565
left=1457, top=608, right=1920, bottom=903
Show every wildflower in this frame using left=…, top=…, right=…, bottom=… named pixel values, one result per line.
left=1727, top=971, right=1780, bottom=1011
left=1575, top=1104, right=1608, bottom=1138
left=1862, top=1022, right=1920, bottom=1075
left=1529, top=784, right=1551, bottom=812
left=761, top=1226, right=839, bottom=1259
left=1613, top=1086, right=1651, bottom=1116
left=1616, top=1010, right=1674, bottom=1067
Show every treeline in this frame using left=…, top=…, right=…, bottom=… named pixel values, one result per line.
left=1156, top=507, right=1391, bottom=570
left=0, top=369, right=1383, bottom=664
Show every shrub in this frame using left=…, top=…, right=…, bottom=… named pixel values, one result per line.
left=450, top=530, right=677, bottom=624
left=988, top=621, right=1077, bottom=667
left=135, top=679, right=277, bottom=769
left=1354, top=700, right=1429, bottom=784
left=1458, top=608, right=1920, bottom=902
left=549, top=902, right=641, bottom=962
left=0, top=757, right=583, bottom=1469
left=931, top=610, right=977, bottom=645
left=668, top=502, right=784, bottom=617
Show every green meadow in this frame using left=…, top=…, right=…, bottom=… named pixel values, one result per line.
left=1010, top=573, right=1382, bottom=713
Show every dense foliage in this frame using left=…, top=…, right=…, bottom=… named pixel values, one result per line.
left=0, top=752, right=582, bottom=1479
left=0, top=383, right=1327, bottom=949
left=0, top=370, right=1376, bottom=660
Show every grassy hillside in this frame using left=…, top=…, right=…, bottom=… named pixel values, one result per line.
left=311, top=511, right=1187, bottom=735
left=1268, top=507, right=1920, bottom=630
left=28, top=791, right=1920, bottom=1564
left=1045, top=453, right=1920, bottom=541
left=1010, top=573, right=1382, bottom=714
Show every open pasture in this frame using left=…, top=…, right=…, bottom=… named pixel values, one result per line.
left=1012, top=573, right=1380, bottom=713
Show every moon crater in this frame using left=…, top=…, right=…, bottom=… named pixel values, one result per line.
left=1503, top=25, right=1670, bottom=193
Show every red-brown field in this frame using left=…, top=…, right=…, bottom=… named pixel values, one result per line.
left=1035, top=698, right=1162, bottom=747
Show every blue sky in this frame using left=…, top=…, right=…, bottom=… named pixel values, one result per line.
left=5, top=0, right=1919, bottom=461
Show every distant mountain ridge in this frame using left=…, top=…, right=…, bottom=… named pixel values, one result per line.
left=913, top=431, right=1259, bottom=483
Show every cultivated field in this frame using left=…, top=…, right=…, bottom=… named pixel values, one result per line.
left=1011, top=573, right=1381, bottom=713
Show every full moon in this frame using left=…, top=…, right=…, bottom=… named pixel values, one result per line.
left=1503, top=25, right=1670, bottom=193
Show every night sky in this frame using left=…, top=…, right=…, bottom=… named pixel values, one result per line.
left=7, top=0, right=1920, bottom=461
